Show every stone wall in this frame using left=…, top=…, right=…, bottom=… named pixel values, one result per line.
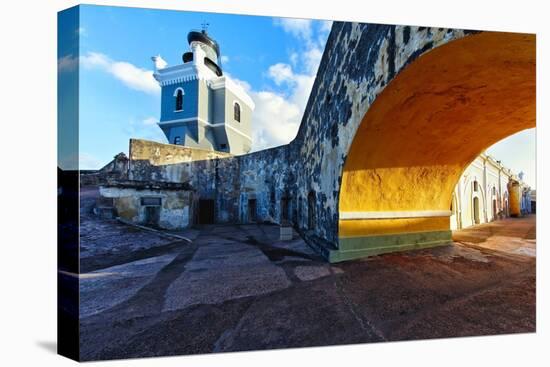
left=125, top=24, right=479, bottom=257
left=80, top=152, right=129, bottom=186
left=99, top=182, right=193, bottom=230
left=129, top=138, right=232, bottom=184
left=288, top=23, right=473, bottom=249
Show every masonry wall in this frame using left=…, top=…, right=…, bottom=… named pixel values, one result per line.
left=129, top=24, right=475, bottom=255
left=100, top=186, right=193, bottom=230
left=127, top=138, right=289, bottom=225
left=284, top=23, right=472, bottom=249
left=129, top=138, right=232, bottom=183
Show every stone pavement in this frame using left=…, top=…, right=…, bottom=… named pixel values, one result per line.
left=78, top=209, right=536, bottom=361
left=453, top=215, right=536, bottom=257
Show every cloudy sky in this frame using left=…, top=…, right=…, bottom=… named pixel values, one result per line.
left=58, top=5, right=536, bottom=188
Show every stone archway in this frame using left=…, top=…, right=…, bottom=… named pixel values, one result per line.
left=332, top=31, right=535, bottom=262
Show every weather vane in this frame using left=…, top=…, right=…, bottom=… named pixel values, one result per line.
left=201, top=22, right=210, bottom=32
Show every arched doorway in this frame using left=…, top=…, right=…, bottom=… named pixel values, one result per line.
left=450, top=192, right=460, bottom=230
left=335, top=31, right=535, bottom=262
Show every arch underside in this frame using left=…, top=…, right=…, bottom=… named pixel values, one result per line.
left=333, top=31, right=535, bottom=262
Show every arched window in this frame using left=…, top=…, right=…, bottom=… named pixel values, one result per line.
left=174, top=88, right=184, bottom=111
left=234, top=102, right=241, bottom=122
left=173, top=136, right=181, bottom=145
left=492, top=186, right=496, bottom=195
left=473, top=180, right=479, bottom=192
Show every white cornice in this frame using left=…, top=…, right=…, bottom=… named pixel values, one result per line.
left=339, top=210, right=452, bottom=220
left=153, top=62, right=218, bottom=86
left=154, top=65, right=255, bottom=110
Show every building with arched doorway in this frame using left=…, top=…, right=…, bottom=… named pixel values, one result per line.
left=450, top=153, right=532, bottom=230
left=100, top=23, right=535, bottom=262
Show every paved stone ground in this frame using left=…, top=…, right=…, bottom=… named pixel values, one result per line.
left=77, top=191, right=536, bottom=361
left=79, top=187, right=195, bottom=272
left=452, top=215, right=536, bottom=257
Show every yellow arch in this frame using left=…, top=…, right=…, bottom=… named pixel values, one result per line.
left=334, top=31, right=535, bottom=262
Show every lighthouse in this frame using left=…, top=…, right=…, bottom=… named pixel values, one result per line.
left=152, top=29, right=254, bottom=155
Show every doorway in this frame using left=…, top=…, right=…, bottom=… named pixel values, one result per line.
left=198, top=199, right=215, bottom=224
left=248, top=199, right=257, bottom=223
left=280, top=198, right=289, bottom=222
left=473, top=197, right=480, bottom=225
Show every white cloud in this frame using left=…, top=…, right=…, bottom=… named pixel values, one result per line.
left=251, top=91, right=302, bottom=149
left=232, top=61, right=316, bottom=151
left=220, top=55, right=230, bottom=64
left=80, top=52, right=160, bottom=95
left=289, top=74, right=316, bottom=108
left=58, top=54, right=78, bottom=72
left=242, top=18, right=330, bottom=151
left=142, top=116, right=158, bottom=126
left=268, top=63, right=294, bottom=85
left=274, top=18, right=313, bottom=41
left=304, top=47, right=323, bottom=74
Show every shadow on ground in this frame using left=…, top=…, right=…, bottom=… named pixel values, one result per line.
left=76, top=189, right=536, bottom=361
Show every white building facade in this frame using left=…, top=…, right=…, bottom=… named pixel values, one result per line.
left=450, top=153, right=533, bottom=230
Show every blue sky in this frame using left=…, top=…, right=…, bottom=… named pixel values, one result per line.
left=58, top=5, right=536, bottom=188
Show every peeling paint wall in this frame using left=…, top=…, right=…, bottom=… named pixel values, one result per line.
left=100, top=186, right=193, bottom=230
left=129, top=138, right=232, bottom=184
left=125, top=24, right=492, bottom=256
left=287, top=24, right=473, bottom=250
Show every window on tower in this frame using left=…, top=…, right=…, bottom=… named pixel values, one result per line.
left=234, top=102, right=241, bottom=122
left=175, top=88, right=184, bottom=111
left=173, top=136, right=181, bottom=145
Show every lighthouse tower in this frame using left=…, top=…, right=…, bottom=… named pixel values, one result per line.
left=152, top=29, right=254, bottom=155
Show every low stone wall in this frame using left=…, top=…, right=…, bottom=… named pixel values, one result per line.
left=121, top=23, right=480, bottom=260
left=99, top=182, right=194, bottom=230
left=80, top=153, right=129, bottom=186
left=129, top=138, right=232, bottom=183
left=128, top=139, right=290, bottom=226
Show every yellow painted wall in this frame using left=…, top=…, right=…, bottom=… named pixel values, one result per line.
left=339, top=216, right=449, bottom=238
left=508, top=181, right=521, bottom=217
left=339, top=32, right=535, bottom=238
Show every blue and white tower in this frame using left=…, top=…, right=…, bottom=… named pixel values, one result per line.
left=152, top=29, right=254, bottom=155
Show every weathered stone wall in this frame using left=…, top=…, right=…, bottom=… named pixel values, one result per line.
left=127, top=138, right=289, bottom=226
left=126, top=24, right=477, bottom=256
left=288, top=23, right=473, bottom=249
left=129, top=138, right=232, bottom=184
left=237, top=145, right=290, bottom=224
left=80, top=152, right=129, bottom=186
left=100, top=185, right=193, bottom=230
